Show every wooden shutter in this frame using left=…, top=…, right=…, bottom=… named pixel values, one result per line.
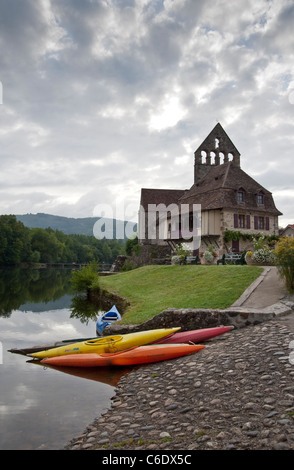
left=234, top=213, right=238, bottom=228
left=246, top=215, right=251, bottom=229
left=254, top=216, right=258, bottom=230
left=265, top=217, right=270, bottom=230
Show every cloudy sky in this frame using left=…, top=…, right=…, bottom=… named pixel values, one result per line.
left=0, top=0, right=294, bottom=226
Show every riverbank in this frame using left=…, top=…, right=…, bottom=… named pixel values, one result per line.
left=64, top=268, right=294, bottom=451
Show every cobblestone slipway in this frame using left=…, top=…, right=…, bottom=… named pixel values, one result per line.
left=65, top=268, right=294, bottom=451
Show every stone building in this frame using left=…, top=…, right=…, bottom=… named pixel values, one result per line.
left=138, top=123, right=282, bottom=256
left=280, top=224, right=294, bottom=237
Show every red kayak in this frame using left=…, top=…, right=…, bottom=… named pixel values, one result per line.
left=153, top=326, right=234, bottom=344
left=40, top=344, right=205, bottom=367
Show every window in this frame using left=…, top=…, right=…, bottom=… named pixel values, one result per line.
left=234, top=213, right=249, bottom=229
left=237, top=190, right=244, bottom=203
left=254, top=216, right=270, bottom=230
left=257, top=192, right=264, bottom=205
left=239, top=214, right=245, bottom=228
left=189, top=214, right=194, bottom=231
left=258, top=217, right=264, bottom=230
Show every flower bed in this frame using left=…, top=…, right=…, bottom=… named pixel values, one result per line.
left=245, top=238, right=275, bottom=265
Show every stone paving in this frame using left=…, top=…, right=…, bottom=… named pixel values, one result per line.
left=65, top=319, right=294, bottom=451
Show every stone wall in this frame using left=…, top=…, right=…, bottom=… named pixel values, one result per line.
left=110, top=255, right=129, bottom=272
left=111, top=245, right=171, bottom=272
left=103, top=302, right=294, bottom=336
left=132, top=244, right=171, bottom=267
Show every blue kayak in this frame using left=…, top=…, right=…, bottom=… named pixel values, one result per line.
left=96, top=305, right=121, bottom=336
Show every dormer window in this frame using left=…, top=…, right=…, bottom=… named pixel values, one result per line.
left=237, top=189, right=245, bottom=203
left=257, top=192, right=264, bottom=206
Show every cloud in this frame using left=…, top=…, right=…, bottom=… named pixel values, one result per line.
left=0, top=0, right=293, bottom=226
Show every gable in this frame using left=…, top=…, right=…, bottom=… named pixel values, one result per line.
left=195, top=122, right=240, bottom=160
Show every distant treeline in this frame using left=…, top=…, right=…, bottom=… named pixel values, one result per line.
left=0, top=215, right=125, bottom=265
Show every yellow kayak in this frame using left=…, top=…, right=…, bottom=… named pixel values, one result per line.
left=30, top=328, right=181, bottom=359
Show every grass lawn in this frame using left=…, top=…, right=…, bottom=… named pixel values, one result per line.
left=98, top=264, right=263, bottom=325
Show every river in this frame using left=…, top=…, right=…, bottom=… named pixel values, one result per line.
left=0, top=267, right=126, bottom=450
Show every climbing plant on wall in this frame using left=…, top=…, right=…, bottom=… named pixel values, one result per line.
left=224, top=230, right=279, bottom=245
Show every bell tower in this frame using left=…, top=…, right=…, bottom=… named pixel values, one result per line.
left=194, top=123, right=241, bottom=184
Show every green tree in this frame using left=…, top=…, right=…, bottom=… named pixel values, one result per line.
left=0, top=215, right=31, bottom=264
left=30, top=228, right=64, bottom=263
left=125, top=235, right=140, bottom=256
left=101, top=242, right=113, bottom=263
left=0, top=215, right=126, bottom=265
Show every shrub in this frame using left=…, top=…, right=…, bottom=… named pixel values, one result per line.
left=252, top=247, right=275, bottom=264
left=171, top=244, right=191, bottom=265
left=275, top=237, right=294, bottom=293
left=246, top=236, right=275, bottom=265
left=71, top=262, right=99, bottom=293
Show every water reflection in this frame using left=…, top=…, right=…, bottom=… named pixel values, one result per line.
left=0, top=267, right=107, bottom=325
left=0, top=267, right=74, bottom=317
left=28, top=359, right=131, bottom=387
left=0, top=268, right=129, bottom=450
left=71, top=294, right=100, bottom=323
left=0, top=268, right=71, bottom=316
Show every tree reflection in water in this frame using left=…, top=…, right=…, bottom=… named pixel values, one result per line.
left=0, top=267, right=126, bottom=327
left=0, top=267, right=107, bottom=324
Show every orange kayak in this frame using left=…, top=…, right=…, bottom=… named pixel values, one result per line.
left=40, top=344, right=205, bottom=367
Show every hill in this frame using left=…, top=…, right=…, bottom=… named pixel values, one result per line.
left=16, top=213, right=137, bottom=240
